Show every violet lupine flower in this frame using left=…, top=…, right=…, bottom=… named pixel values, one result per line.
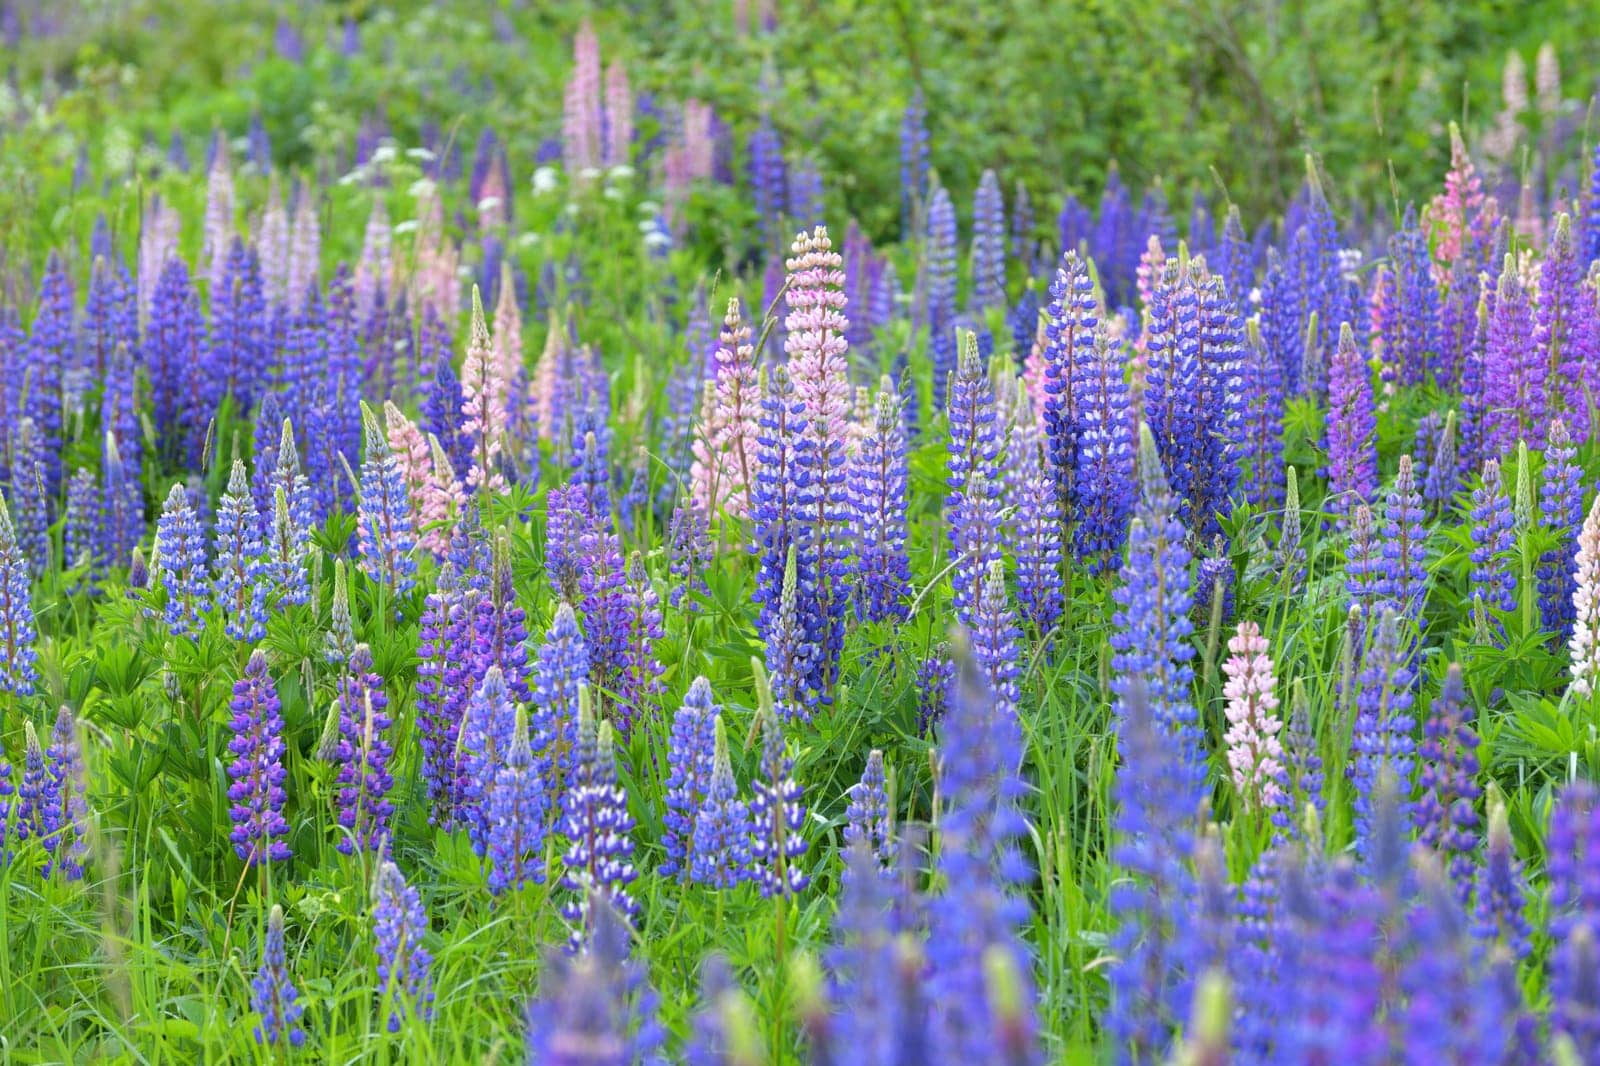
left=211, top=239, right=269, bottom=410
left=662, top=676, right=719, bottom=880
left=1011, top=405, right=1063, bottom=634
left=916, top=647, right=954, bottom=737
left=667, top=497, right=712, bottom=610
left=1550, top=782, right=1600, bottom=1059
left=459, top=666, right=517, bottom=853
left=26, top=254, right=73, bottom=492
left=1536, top=215, right=1598, bottom=441
left=577, top=522, right=630, bottom=715
left=0, top=495, right=37, bottom=695
left=690, top=296, right=761, bottom=519
left=827, top=843, right=930, bottom=1066
left=1040, top=251, right=1096, bottom=515
left=970, top=169, right=1007, bottom=313
left=690, top=715, right=752, bottom=889
left=560, top=692, right=640, bottom=942
left=1379, top=455, right=1429, bottom=625
left=415, top=564, right=463, bottom=820
left=1482, top=255, right=1539, bottom=458
left=212, top=460, right=271, bottom=642
left=157, top=482, right=208, bottom=637
left=749, top=114, right=788, bottom=249
left=926, top=185, right=960, bottom=410
left=100, top=433, right=142, bottom=573
left=573, top=420, right=612, bottom=521
left=1568, top=494, right=1600, bottom=698
left=750, top=363, right=809, bottom=645
left=1109, top=426, right=1204, bottom=796
left=13, top=721, right=54, bottom=857
left=1346, top=502, right=1385, bottom=618
left=372, top=859, right=435, bottom=1032
left=332, top=646, right=394, bottom=856
left=356, top=403, right=418, bottom=596
left=533, top=603, right=587, bottom=794
left=1385, top=206, right=1444, bottom=387
left=546, top=483, right=592, bottom=602
left=1008, top=283, right=1040, bottom=372
left=1420, top=411, right=1460, bottom=516
left=19, top=709, right=90, bottom=880
left=523, top=896, right=666, bottom=1061
left=1236, top=319, right=1286, bottom=508
left=1474, top=791, right=1531, bottom=958
left=972, top=559, right=1022, bottom=716
left=1222, top=620, right=1284, bottom=814
left=1469, top=458, right=1517, bottom=617
left=226, top=650, right=292, bottom=865
left=1324, top=322, right=1378, bottom=517
left=946, top=333, right=1003, bottom=623
left=898, top=87, right=929, bottom=237
left=487, top=706, right=548, bottom=896
left=1074, top=323, right=1137, bottom=573
left=64, top=468, right=99, bottom=580
left=843, top=749, right=893, bottom=878
left=1415, top=664, right=1481, bottom=903
left=749, top=676, right=809, bottom=898
left=848, top=383, right=911, bottom=623
left=1347, top=609, right=1416, bottom=862
left=765, top=546, right=820, bottom=725
left=474, top=533, right=532, bottom=703
left=253, top=905, right=305, bottom=1047
left=616, top=554, right=665, bottom=735
left=1540, top=417, right=1585, bottom=638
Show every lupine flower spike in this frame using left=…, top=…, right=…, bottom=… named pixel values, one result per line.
left=252, top=905, right=306, bottom=1047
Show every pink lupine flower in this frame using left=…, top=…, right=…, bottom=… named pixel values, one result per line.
left=1222, top=620, right=1285, bottom=811
left=1569, top=495, right=1600, bottom=697
left=203, top=137, right=236, bottom=295
left=384, top=401, right=432, bottom=531
left=1425, top=123, right=1500, bottom=274
left=419, top=434, right=466, bottom=556
left=409, top=191, right=460, bottom=326
left=786, top=227, right=852, bottom=449
left=603, top=61, right=632, bottom=169
left=492, top=261, right=523, bottom=391
left=562, top=20, right=603, bottom=177
left=1135, top=234, right=1165, bottom=312
left=1021, top=315, right=1050, bottom=427
left=530, top=311, right=564, bottom=442
left=287, top=188, right=321, bottom=313
left=461, top=286, right=509, bottom=493
left=662, top=100, right=715, bottom=223
left=256, top=176, right=290, bottom=309
left=354, top=199, right=392, bottom=322
left=689, top=297, right=761, bottom=520
left=477, top=161, right=507, bottom=232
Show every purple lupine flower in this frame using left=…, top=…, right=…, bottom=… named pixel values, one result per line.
left=356, top=403, right=417, bottom=596
left=372, top=859, right=435, bottom=1031
left=848, top=384, right=911, bottom=623
left=1041, top=251, right=1096, bottom=515
left=533, top=603, right=587, bottom=795
left=750, top=364, right=809, bottom=649
left=546, top=483, right=592, bottom=602
left=946, top=333, right=1003, bottom=623
left=1011, top=179, right=1035, bottom=263
left=1324, top=322, right=1378, bottom=517
left=1280, top=683, right=1324, bottom=831
left=1347, top=609, right=1416, bottom=863
left=459, top=666, right=517, bottom=854
left=1550, top=782, right=1600, bottom=1059
left=689, top=715, right=752, bottom=889
left=1585, top=138, right=1600, bottom=265
left=1011, top=410, right=1063, bottom=635
left=666, top=497, right=711, bottom=610
left=898, top=87, right=929, bottom=237
left=1481, top=254, right=1539, bottom=458
left=213, top=459, right=270, bottom=642
left=573, top=422, right=612, bottom=521
left=926, top=635, right=1036, bottom=1063
left=101, top=432, right=142, bottom=572
left=6, top=419, right=48, bottom=575
left=827, top=841, right=931, bottom=1065
left=1074, top=323, right=1137, bottom=573
left=13, top=721, right=55, bottom=859
left=748, top=112, right=787, bottom=250
left=1468, top=458, right=1517, bottom=617
left=916, top=646, right=954, bottom=737
left=926, top=185, right=960, bottom=410
left=843, top=749, right=893, bottom=879
left=474, top=533, right=532, bottom=703
left=211, top=239, right=269, bottom=410
left=616, top=553, right=665, bottom=735
left=1345, top=502, right=1384, bottom=617
left=332, top=646, right=394, bottom=855
left=24, top=708, right=90, bottom=880
left=415, top=563, right=463, bottom=821
left=157, top=482, right=208, bottom=637
left=226, top=650, right=292, bottom=865
left=487, top=705, right=548, bottom=896
left=64, top=468, right=100, bottom=581
left=576, top=522, right=630, bottom=715
left=662, top=676, right=719, bottom=880
left=1414, top=664, right=1481, bottom=901
left=252, top=396, right=283, bottom=517
left=1385, top=206, right=1444, bottom=387
left=1379, top=455, right=1429, bottom=625
left=523, top=895, right=666, bottom=1061
left=0, top=495, right=38, bottom=695
left=1109, top=426, right=1204, bottom=795
left=972, top=560, right=1022, bottom=715
left=970, top=169, right=1007, bottom=313
left=253, top=905, right=306, bottom=1047
left=1419, top=411, right=1460, bottom=516
left=143, top=257, right=205, bottom=462
left=1540, top=416, right=1585, bottom=638
left=27, top=253, right=73, bottom=493
left=748, top=675, right=808, bottom=898
left=1535, top=215, right=1598, bottom=442
left=560, top=691, right=639, bottom=942
left=1474, top=790, right=1531, bottom=958
left=1007, top=283, right=1039, bottom=370
left=786, top=154, right=825, bottom=230
left=1236, top=319, right=1286, bottom=507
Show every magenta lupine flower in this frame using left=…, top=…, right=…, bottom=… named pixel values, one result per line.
left=1221, top=621, right=1284, bottom=813
left=561, top=692, right=639, bottom=943
left=662, top=676, right=719, bottom=879
left=562, top=20, right=603, bottom=177
left=1482, top=255, right=1539, bottom=459
left=690, top=297, right=761, bottom=519
left=372, top=859, right=435, bottom=1031
left=1324, top=322, right=1378, bottom=517
left=1569, top=494, right=1600, bottom=698
left=847, top=383, right=911, bottom=623
left=226, top=649, right=292, bottom=865
left=461, top=286, right=509, bottom=493
left=1426, top=123, right=1499, bottom=272
left=332, top=646, right=394, bottom=855
left=487, top=705, right=549, bottom=895
left=0, top=495, right=38, bottom=695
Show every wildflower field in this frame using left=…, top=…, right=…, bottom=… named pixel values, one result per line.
left=6, top=1, right=1600, bottom=1062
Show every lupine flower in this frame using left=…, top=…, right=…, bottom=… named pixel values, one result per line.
left=916, top=647, right=954, bottom=737
left=523, top=895, right=665, bottom=1062
left=1346, top=502, right=1384, bottom=617
left=898, top=87, right=929, bottom=236
left=690, top=715, right=752, bottom=889
left=573, top=420, right=612, bottom=521
left=1415, top=663, right=1480, bottom=901
left=6, top=419, right=50, bottom=574
left=1474, top=788, right=1531, bottom=958
left=827, top=844, right=930, bottom=1066
left=64, top=468, right=99, bottom=580
left=1468, top=458, right=1517, bottom=616
left=459, top=666, right=517, bottom=853
left=474, top=532, right=533, bottom=703
left=970, top=169, right=1007, bottom=312
left=226, top=650, right=291, bottom=865
left=212, top=460, right=271, bottom=641
left=1572, top=493, right=1600, bottom=698
left=415, top=564, right=463, bottom=820
left=545, top=484, right=592, bottom=602
left=1010, top=399, right=1063, bottom=634
left=562, top=20, right=602, bottom=175
left=561, top=690, right=639, bottom=942
left=972, top=559, right=1022, bottom=715
left=946, top=333, right=1003, bottom=623
left=1348, top=609, right=1416, bottom=861
left=17, top=709, right=90, bottom=880
left=616, top=554, right=665, bottom=735
left=487, top=706, right=549, bottom=895
left=1379, top=455, right=1429, bottom=625
left=576, top=521, right=630, bottom=714
left=533, top=603, right=587, bottom=795
left=1482, top=254, right=1539, bottom=458
left=1222, top=620, right=1284, bottom=814
left=1534, top=215, right=1597, bottom=439
left=666, top=496, right=712, bottom=609
left=332, top=646, right=394, bottom=855
left=1280, top=681, right=1325, bottom=830
left=0, top=495, right=38, bottom=695
left=1041, top=251, right=1096, bottom=513
left=843, top=749, right=893, bottom=878
left=749, top=668, right=809, bottom=898
left=1549, top=782, right=1600, bottom=1059
left=1541, top=416, right=1585, bottom=638
left=372, top=859, right=435, bottom=1031
left=1324, top=322, right=1378, bottom=516
left=461, top=286, right=509, bottom=492
left=1277, top=466, right=1306, bottom=587
left=157, top=482, right=208, bottom=637
left=1073, top=324, right=1137, bottom=572
left=252, top=905, right=305, bottom=1047
left=662, top=676, right=719, bottom=879
left=691, top=297, right=761, bottom=519
left=1383, top=206, right=1444, bottom=388
left=927, top=185, right=960, bottom=409
left=1427, top=123, right=1499, bottom=272
left=847, top=383, right=911, bottom=623
left=356, top=403, right=418, bottom=596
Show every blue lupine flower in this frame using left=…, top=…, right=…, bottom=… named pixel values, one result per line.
left=1073, top=324, right=1136, bottom=573
left=473, top=532, right=533, bottom=703
left=972, top=560, right=1022, bottom=716
left=765, top=547, right=818, bottom=725
left=926, top=185, right=959, bottom=411
left=970, top=169, right=1007, bottom=312
left=1540, top=416, right=1584, bottom=639
left=689, top=715, right=752, bottom=889
left=1415, top=664, right=1480, bottom=901
left=0, top=494, right=38, bottom=695
left=1379, top=454, right=1429, bottom=625
left=226, top=650, right=292, bottom=865
left=749, top=671, right=808, bottom=898
left=662, top=675, right=719, bottom=880
left=332, top=646, right=394, bottom=856
left=898, top=87, right=929, bottom=237
left=560, top=691, right=639, bottom=944
left=157, top=482, right=209, bottom=637
left=1474, top=790, right=1531, bottom=958
left=213, top=459, right=271, bottom=642
left=64, top=468, right=100, bottom=581
left=1385, top=205, right=1444, bottom=387
left=372, top=859, right=435, bottom=1031
left=1468, top=458, right=1517, bottom=616
left=533, top=603, right=588, bottom=795
left=843, top=749, right=893, bottom=879
left=487, top=706, right=549, bottom=895
left=253, top=905, right=306, bottom=1047
left=356, top=403, right=418, bottom=596
left=1348, top=609, right=1416, bottom=862
left=946, top=333, right=1002, bottom=624
left=848, top=384, right=911, bottom=623
left=459, top=666, right=518, bottom=854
